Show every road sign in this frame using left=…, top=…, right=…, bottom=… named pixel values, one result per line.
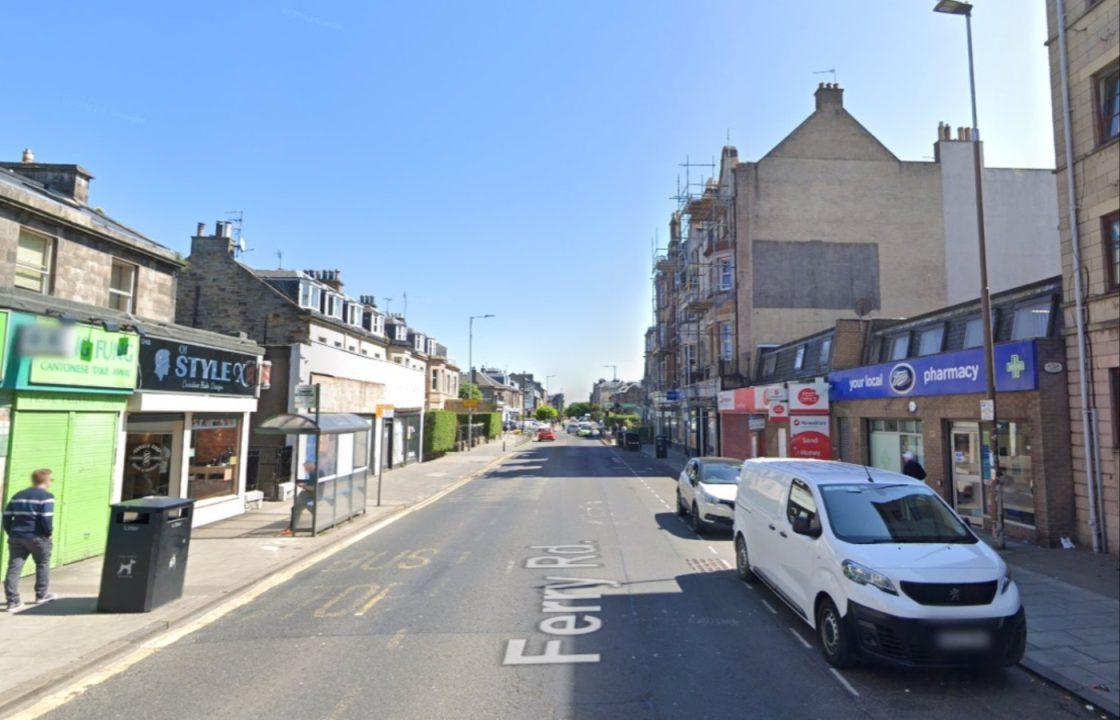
left=294, top=384, right=318, bottom=410
left=376, top=403, right=395, bottom=419
left=462, top=398, right=479, bottom=410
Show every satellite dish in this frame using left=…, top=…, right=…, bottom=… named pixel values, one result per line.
left=238, top=237, right=247, bottom=252
left=854, top=297, right=873, bottom=318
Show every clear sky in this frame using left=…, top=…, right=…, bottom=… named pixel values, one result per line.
left=3, top=0, right=1054, bottom=402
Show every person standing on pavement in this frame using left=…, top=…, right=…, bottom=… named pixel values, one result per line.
left=3, top=469, right=57, bottom=611
left=901, top=451, right=927, bottom=481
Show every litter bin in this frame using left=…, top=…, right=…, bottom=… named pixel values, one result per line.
left=655, top=435, right=669, bottom=458
left=97, top=497, right=195, bottom=613
left=624, top=431, right=641, bottom=450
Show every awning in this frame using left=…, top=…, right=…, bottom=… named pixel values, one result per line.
left=255, top=412, right=371, bottom=436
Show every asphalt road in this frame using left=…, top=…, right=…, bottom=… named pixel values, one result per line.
left=41, top=436, right=1094, bottom=720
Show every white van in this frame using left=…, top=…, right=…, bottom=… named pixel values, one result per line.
left=732, top=459, right=1026, bottom=669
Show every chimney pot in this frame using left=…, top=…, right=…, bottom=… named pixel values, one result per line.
left=196, top=222, right=206, bottom=236
left=21, top=148, right=34, bottom=163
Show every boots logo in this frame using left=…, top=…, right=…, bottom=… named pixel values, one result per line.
left=889, top=363, right=916, bottom=395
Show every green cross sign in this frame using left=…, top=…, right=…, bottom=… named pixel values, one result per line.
left=1005, top=354, right=1026, bottom=380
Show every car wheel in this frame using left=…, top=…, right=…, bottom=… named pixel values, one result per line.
left=689, top=503, right=704, bottom=534
left=734, top=534, right=757, bottom=584
left=817, top=597, right=856, bottom=668
left=676, top=490, right=687, bottom=516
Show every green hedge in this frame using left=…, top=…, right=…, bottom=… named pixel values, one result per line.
left=424, top=410, right=458, bottom=458
left=456, top=412, right=503, bottom=440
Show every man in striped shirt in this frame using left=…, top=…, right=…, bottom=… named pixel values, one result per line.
left=3, top=469, right=57, bottom=611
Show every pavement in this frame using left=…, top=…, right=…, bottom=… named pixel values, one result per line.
left=629, top=439, right=1120, bottom=717
left=19, top=434, right=1101, bottom=720
left=0, top=433, right=528, bottom=718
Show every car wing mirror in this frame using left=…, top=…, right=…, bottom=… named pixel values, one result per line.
left=791, top=515, right=822, bottom=538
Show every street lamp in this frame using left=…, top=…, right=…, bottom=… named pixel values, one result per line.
left=934, top=0, right=1005, bottom=548
left=467, top=314, right=495, bottom=450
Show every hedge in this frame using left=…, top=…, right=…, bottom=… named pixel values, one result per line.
left=424, top=410, right=458, bottom=458
left=456, top=412, right=503, bottom=440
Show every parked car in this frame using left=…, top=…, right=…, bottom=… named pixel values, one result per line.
left=577, top=422, right=593, bottom=437
left=566, top=422, right=579, bottom=433
left=676, top=457, right=742, bottom=532
left=732, top=459, right=1026, bottom=669
left=537, top=427, right=556, bottom=441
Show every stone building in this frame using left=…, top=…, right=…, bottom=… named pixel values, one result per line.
left=645, top=84, right=1061, bottom=457
left=1045, top=0, right=1120, bottom=554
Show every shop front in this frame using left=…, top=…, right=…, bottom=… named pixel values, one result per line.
left=128, top=334, right=262, bottom=526
left=716, top=383, right=795, bottom=459
left=1, top=312, right=137, bottom=570
left=828, top=338, right=1073, bottom=547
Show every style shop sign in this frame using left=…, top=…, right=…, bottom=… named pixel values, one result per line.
left=138, top=337, right=259, bottom=396
left=828, top=341, right=1039, bottom=401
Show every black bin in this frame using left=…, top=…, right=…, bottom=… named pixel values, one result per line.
left=624, top=431, right=641, bottom=450
left=655, top=435, right=669, bottom=458
left=97, top=497, right=195, bottom=613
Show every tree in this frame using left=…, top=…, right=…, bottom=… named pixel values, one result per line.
left=534, top=405, right=558, bottom=422
left=564, top=402, right=601, bottom=419
left=459, top=382, right=482, bottom=400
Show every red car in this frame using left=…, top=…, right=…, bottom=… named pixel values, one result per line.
left=537, top=427, right=556, bottom=441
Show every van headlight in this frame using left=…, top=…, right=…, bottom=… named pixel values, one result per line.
left=1000, top=570, right=1013, bottom=595
left=841, top=560, right=897, bottom=595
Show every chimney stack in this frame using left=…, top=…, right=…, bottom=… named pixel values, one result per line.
left=0, top=152, right=94, bottom=205
left=814, top=82, right=844, bottom=111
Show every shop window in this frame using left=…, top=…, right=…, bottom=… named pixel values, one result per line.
left=888, top=333, right=910, bottom=360
left=1010, top=298, right=1052, bottom=340
left=916, top=324, right=945, bottom=356
left=818, top=338, right=832, bottom=366
left=15, top=228, right=53, bottom=294
left=188, top=416, right=241, bottom=500
left=793, top=344, right=806, bottom=370
left=123, top=432, right=173, bottom=500
left=1095, top=65, right=1120, bottom=145
left=108, top=259, right=138, bottom=312
left=1104, top=211, right=1119, bottom=292
left=998, top=422, right=1035, bottom=527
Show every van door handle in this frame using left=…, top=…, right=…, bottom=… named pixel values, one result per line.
left=768, top=523, right=775, bottom=531
left=779, top=531, right=788, bottom=538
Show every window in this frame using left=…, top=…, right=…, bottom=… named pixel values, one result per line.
left=187, top=415, right=241, bottom=500
left=718, top=258, right=733, bottom=291
left=15, top=229, right=53, bottom=293
left=345, top=303, right=362, bottom=327
left=786, top=479, right=819, bottom=531
left=1011, top=298, right=1052, bottom=340
left=325, top=294, right=343, bottom=319
left=888, top=333, right=910, bottom=360
left=1096, top=66, right=1120, bottom=145
left=819, top=338, right=832, bottom=365
left=719, top=322, right=733, bottom=361
left=793, top=344, right=806, bottom=369
left=299, top=282, right=322, bottom=310
left=108, top=259, right=137, bottom=312
left=761, top=352, right=777, bottom=377
left=432, top=369, right=438, bottom=390
left=963, top=316, right=984, bottom=349
left=1104, top=212, right=1120, bottom=291
left=916, top=324, right=944, bottom=356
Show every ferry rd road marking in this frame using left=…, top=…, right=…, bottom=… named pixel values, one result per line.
left=788, top=627, right=812, bottom=650
left=9, top=450, right=510, bottom=720
left=830, top=668, right=860, bottom=697
left=502, top=542, right=618, bottom=666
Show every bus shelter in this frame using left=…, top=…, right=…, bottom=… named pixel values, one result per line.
left=255, top=412, right=371, bottom=535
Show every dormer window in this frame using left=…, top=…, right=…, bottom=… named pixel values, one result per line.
left=299, top=281, right=322, bottom=311
left=345, top=303, right=363, bottom=327
left=323, top=293, right=343, bottom=319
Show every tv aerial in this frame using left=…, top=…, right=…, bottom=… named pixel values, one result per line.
left=226, top=210, right=252, bottom=256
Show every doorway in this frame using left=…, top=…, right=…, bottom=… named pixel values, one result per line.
left=950, top=421, right=985, bottom=526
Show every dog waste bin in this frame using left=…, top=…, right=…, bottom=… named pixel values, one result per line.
left=97, top=497, right=195, bottom=613
left=655, top=435, right=669, bottom=458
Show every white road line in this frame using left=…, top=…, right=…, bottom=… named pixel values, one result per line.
left=707, top=545, right=719, bottom=556
left=788, top=627, right=812, bottom=649
left=829, top=668, right=860, bottom=697
left=760, top=598, right=778, bottom=615
left=718, top=558, right=732, bottom=570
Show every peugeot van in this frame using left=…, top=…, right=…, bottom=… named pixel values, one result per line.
left=732, top=459, right=1026, bottom=669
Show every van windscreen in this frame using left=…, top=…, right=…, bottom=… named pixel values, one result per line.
left=819, top=484, right=976, bottom=544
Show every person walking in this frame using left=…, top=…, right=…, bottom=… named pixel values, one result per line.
left=3, top=469, right=57, bottom=611
left=901, top=451, right=927, bottom=481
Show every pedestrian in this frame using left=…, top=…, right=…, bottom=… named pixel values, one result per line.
left=901, top=451, right=927, bottom=481
left=3, top=469, right=57, bottom=611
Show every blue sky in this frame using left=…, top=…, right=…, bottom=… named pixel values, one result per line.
left=3, top=1, right=1054, bottom=401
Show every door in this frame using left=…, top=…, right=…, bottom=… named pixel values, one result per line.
left=3, top=412, right=68, bottom=574
left=381, top=419, right=393, bottom=470
left=950, top=423, right=985, bottom=526
left=779, top=478, right=821, bottom=619
left=745, top=469, right=786, bottom=582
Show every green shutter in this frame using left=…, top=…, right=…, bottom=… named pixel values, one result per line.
left=58, top=412, right=117, bottom=565
left=3, top=412, right=69, bottom=574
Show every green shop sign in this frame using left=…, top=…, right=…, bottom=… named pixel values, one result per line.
left=25, top=322, right=138, bottom=391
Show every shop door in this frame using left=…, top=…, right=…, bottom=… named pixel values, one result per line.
left=950, top=423, right=985, bottom=526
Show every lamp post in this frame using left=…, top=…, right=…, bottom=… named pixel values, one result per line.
left=934, top=0, right=1004, bottom=548
left=468, top=314, right=494, bottom=451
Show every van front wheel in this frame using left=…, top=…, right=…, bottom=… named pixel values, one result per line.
left=817, top=598, right=856, bottom=668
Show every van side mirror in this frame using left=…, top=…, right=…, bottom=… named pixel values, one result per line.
left=791, top=515, right=822, bottom=538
